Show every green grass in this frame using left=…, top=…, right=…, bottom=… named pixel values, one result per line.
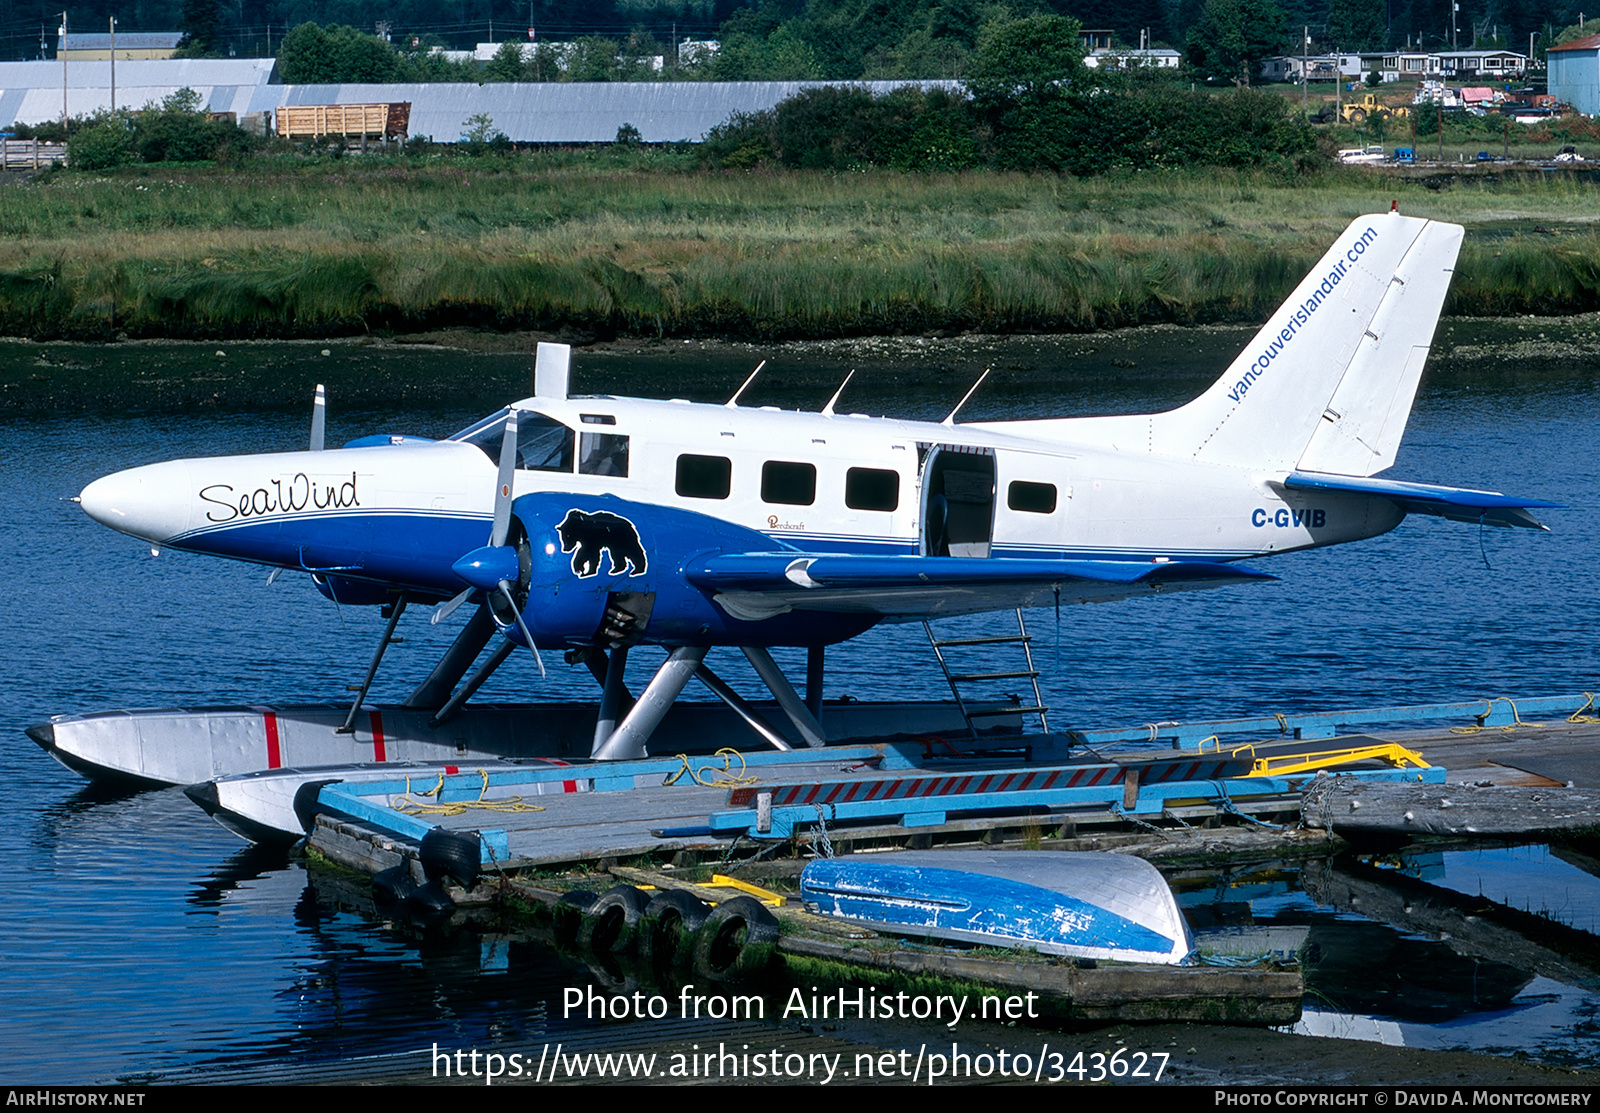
left=2, top=154, right=1597, bottom=339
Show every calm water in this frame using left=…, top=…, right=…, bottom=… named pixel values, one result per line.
left=2, top=333, right=1598, bottom=1082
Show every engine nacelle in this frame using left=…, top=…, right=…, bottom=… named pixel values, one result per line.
left=499, top=492, right=874, bottom=649
left=313, top=573, right=394, bottom=606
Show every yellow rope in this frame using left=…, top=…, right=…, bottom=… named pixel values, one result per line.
left=391, top=769, right=547, bottom=817
left=1449, top=697, right=1547, bottom=734
left=662, top=748, right=761, bottom=787
left=1568, top=693, right=1600, bottom=725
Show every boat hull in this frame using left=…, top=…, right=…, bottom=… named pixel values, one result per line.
left=184, top=758, right=578, bottom=843
left=27, top=699, right=1013, bottom=786
left=801, top=850, right=1194, bottom=964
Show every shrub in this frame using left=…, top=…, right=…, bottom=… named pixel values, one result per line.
left=68, top=118, right=136, bottom=170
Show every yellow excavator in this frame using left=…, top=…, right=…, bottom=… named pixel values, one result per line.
left=1339, top=93, right=1411, bottom=124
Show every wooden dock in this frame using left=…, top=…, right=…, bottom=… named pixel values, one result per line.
left=305, top=709, right=1600, bottom=878
left=294, top=696, right=1600, bottom=1028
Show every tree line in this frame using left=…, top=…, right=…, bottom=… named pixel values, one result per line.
left=5, top=0, right=1586, bottom=79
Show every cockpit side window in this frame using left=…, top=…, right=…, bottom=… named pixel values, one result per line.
left=520, top=415, right=576, bottom=472
left=454, top=409, right=575, bottom=473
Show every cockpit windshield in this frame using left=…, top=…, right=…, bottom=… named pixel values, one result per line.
left=450, top=408, right=575, bottom=473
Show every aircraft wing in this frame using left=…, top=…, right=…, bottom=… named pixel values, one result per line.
left=685, top=554, right=1274, bottom=622
left=1284, top=471, right=1558, bottom=530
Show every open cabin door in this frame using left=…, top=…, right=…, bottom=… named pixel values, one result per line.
left=919, top=445, right=996, bottom=557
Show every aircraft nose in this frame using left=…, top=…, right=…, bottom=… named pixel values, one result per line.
left=78, top=463, right=192, bottom=543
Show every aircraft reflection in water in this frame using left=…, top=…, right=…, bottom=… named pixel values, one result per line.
left=77, top=212, right=1553, bottom=760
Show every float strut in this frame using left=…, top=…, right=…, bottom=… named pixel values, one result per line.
left=743, top=645, right=826, bottom=748
left=592, top=646, right=707, bottom=760
left=427, top=635, right=517, bottom=728
left=806, top=644, right=826, bottom=721
left=403, top=603, right=496, bottom=709
left=694, top=660, right=794, bottom=751
left=592, top=646, right=632, bottom=753
left=338, top=593, right=407, bottom=734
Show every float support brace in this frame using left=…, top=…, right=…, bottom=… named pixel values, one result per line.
left=338, top=592, right=407, bottom=734
left=592, top=646, right=707, bottom=760
left=742, top=646, right=826, bottom=748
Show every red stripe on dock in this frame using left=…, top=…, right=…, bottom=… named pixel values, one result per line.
left=263, top=711, right=281, bottom=769
left=369, top=709, right=387, bottom=762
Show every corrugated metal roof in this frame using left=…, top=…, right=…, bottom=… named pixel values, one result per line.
left=0, top=59, right=276, bottom=125
left=250, top=80, right=961, bottom=143
left=1548, top=34, right=1600, bottom=52
left=63, top=32, right=184, bottom=51
left=0, top=63, right=956, bottom=141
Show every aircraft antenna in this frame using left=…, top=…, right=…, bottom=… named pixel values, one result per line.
left=941, top=367, right=991, bottom=426
left=725, top=360, right=767, bottom=408
left=309, top=384, right=326, bottom=451
left=821, top=369, right=855, bottom=416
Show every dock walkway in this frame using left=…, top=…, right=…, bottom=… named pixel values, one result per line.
left=306, top=697, right=1600, bottom=877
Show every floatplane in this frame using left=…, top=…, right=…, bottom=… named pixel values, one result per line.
left=37, top=211, right=1553, bottom=800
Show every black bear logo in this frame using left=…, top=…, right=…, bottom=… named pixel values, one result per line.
left=557, top=509, right=648, bottom=578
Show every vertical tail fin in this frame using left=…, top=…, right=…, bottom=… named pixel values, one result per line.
left=1151, top=212, right=1463, bottom=475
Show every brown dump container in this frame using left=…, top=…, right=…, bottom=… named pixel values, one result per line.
left=275, top=102, right=410, bottom=141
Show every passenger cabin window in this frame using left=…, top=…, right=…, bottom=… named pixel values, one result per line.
left=1008, top=480, right=1057, bottom=514
left=761, top=461, right=816, bottom=506
left=845, top=467, right=899, bottom=512
left=579, top=432, right=629, bottom=477
left=676, top=454, right=731, bottom=499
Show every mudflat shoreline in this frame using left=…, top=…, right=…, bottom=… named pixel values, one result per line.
left=3, top=315, right=1596, bottom=417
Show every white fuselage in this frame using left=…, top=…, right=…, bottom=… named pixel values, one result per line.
left=78, top=391, right=1398, bottom=591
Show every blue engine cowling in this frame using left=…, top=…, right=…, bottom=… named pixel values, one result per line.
left=499, top=492, right=875, bottom=649
left=313, top=573, right=396, bottom=606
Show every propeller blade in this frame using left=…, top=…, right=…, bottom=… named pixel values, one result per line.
left=499, top=579, right=546, bottom=678
left=309, top=384, right=326, bottom=451
left=491, top=409, right=518, bottom=548
left=266, top=566, right=284, bottom=585
left=431, top=586, right=473, bottom=625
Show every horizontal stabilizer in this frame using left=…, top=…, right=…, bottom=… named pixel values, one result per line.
left=687, top=554, right=1273, bottom=621
left=1284, top=471, right=1557, bottom=530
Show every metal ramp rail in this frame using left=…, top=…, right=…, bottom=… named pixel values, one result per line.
left=924, top=609, right=1050, bottom=738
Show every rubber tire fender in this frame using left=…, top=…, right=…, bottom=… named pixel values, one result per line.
left=552, top=889, right=598, bottom=947
left=372, top=864, right=418, bottom=905
left=640, top=889, right=712, bottom=967
left=406, top=877, right=457, bottom=921
left=577, top=884, right=651, bottom=955
left=690, top=895, right=780, bottom=982
left=420, top=826, right=482, bottom=888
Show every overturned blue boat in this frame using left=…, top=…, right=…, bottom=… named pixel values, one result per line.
left=800, top=851, right=1194, bottom=965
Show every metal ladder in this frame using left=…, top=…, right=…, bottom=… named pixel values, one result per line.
left=923, top=608, right=1050, bottom=739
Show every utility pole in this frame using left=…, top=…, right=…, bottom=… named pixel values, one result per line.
left=108, top=15, right=115, bottom=113
left=59, top=11, right=67, bottom=126
left=1302, top=26, right=1309, bottom=115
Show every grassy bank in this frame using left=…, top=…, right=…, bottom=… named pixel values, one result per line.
left=2, top=156, right=1597, bottom=339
